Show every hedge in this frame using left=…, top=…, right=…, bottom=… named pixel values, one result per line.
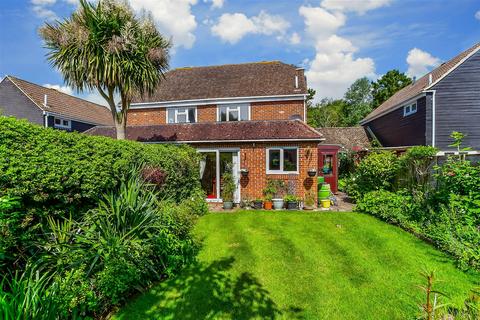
left=0, top=116, right=201, bottom=214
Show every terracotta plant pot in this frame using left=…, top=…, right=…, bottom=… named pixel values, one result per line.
left=264, top=201, right=273, bottom=210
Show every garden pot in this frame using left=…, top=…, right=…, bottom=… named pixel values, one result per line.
left=287, top=201, right=298, bottom=210
left=307, top=169, right=317, bottom=177
left=264, top=201, right=273, bottom=210
left=253, top=200, right=263, bottom=209
left=272, top=198, right=284, bottom=210
left=223, top=201, right=233, bottom=210
left=303, top=205, right=314, bottom=210
left=320, top=199, right=331, bottom=209
left=318, top=183, right=331, bottom=200
left=240, top=169, right=249, bottom=177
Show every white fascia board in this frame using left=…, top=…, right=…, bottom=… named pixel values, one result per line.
left=130, top=94, right=307, bottom=109
left=359, top=93, right=426, bottom=125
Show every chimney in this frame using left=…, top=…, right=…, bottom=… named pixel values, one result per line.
left=295, top=67, right=304, bottom=90
left=412, top=76, right=416, bottom=83
left=428, top=73, right=433, bottom=85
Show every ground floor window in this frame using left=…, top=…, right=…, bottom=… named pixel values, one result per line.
left=266, top=147, right=298, bottom=174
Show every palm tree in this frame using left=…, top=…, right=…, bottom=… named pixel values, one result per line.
left=40, top=0, right=170, bottom=139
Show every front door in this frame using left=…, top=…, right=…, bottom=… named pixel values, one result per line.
left=199, top=149, right=240, bottom=202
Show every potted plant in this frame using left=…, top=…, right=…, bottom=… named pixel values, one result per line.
left=284, top=194, right=299, bottom=210
left=307, top=168, right=317, bottom=177
left=221, top=171, right=236, bottom=210
left=240, top=197, right=252, bottom=209
left=268, top=179, right=286, bottom=210
left=262, top=181, right=276, bottom=210
left=303, top=191, right=315, bottom=210
left=264, top=195, right=273, bottom=210
left=253, top=199, right=263, bottom=209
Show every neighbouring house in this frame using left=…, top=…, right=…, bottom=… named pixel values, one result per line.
left=86, top=61, right=324, bottom=205
left=0, top=75, right=113, bottom=132
left=315, top=127, right=371, bottom=193
left=361, top=42, right=480, bottom=155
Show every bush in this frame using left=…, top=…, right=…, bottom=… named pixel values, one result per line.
left=0, top=116, right=202, bottom=273
left=0, top=116, right=201, bottom=211
left=346, top=151, right=399, bottom=200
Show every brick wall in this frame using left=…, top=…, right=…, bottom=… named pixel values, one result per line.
left=127, top=99, right=305, bottom=125
left=127, top=108, right=166, bottom=125
left=251, top=100, right=304, bottom=121
left=193, top=141, right=318, bottom=205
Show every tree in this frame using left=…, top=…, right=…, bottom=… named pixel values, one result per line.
left=307, top=98, right=346, bottom=128
left=40, top=0, right=170, bottom=139
left=306, top=88, right=316, bottom=108
left=343, top=77, right=373, bottom=126
left=371, top=70, right=412, bottom=108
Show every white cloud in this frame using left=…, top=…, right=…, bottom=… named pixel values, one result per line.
left=211, top=10, right=290, bottom=44
left=43, top=84, right=74, bottom=95
left=31, top=0, right=78, bottom=20
left=289, top=32, right=301, bottom=45
left=475, top=10, right=480, bottom=20
left=129, top=0, right=198, bottom=49
left=299, top=1, right=390, bottom=100
left=321, top=0, right=392, bottom=15
left=406, top=48, right=441, bottom=78
left=204, top=0, right=224, bottom=9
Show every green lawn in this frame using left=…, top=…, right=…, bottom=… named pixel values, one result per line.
left=114, top=211, right=479, bottom=320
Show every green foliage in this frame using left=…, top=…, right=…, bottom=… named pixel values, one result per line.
left=398, top=146, right=438, bottom=192
left=338, top=151, right=356, bottom=179
left=343, top=77, right=373, bottom=126
left=283, top=194, right=299, bottom=202
left=371, top=70, right=412, bottom=108
left=0, top=269, right=60, bottom=320
left=346, top=151, right=399, bottom=200
left=307, top=98, right=347, bottom=128
left=40, top=0, right=171, bottom=138
left=449, top=131, right=472, bottom=153
left=221, top=171, right=236, bottom=202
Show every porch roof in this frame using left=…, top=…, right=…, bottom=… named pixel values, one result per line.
left=84, top=120, right=324, bottom=143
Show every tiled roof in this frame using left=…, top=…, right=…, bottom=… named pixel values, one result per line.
left=132, top=61, right=307, bottom=103
left=85, top=120, right=323, bottom=142
left=316, top=127, right=370, bottom=151
left=362, top=42, right=480, bottom=123
left=6, top=76, right=113, bottom=125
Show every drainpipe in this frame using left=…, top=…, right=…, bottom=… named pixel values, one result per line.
left=43, top=94, right=49, bottom=128
left=424, top=90, right=436, bottom=148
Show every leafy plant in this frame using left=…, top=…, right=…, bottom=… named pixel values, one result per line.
left=304, top=191, right=316, bottom=207
left=221, top=171, right=236, bottom=203
left=284, top=195, right=299, bottom=203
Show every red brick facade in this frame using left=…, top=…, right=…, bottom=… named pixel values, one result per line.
left=251, top=100, right=304, bottom=121
left=127, top=99, right=304, bottom=125
left=193, top=141, right=318, bottom=205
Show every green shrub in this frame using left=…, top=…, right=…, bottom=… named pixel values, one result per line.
left=346, top=151, right=399, bottom=200
left=0, top=116, right=202, bottom=273
left=435, top=158, right=480, bottom=198
left=398, top=146, right=437, bottom=192
left=0, top=116, right=201, bottom=211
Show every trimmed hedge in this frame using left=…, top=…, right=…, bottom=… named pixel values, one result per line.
left=0, top=116, right=201, bottom=213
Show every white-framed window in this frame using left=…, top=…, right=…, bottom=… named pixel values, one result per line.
left=266, top=147, right=299, bottom=174
left=218, top=104, right=250, bottom=122
left=167, top=107, right=196, bottom=123
left=403, top=102, right=417, bottom=117
left=53, top=117, right=71, bottom=129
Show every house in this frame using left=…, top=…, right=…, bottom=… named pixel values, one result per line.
left=315, top=127, right=371, bottom=193
left=0, top=75, right=113, bottom=132
left=86, top=61, right=324, bottom=205
left=361, top=43, right=480, bottom=155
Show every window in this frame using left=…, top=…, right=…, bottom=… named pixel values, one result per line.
left=53, top=117, right=71, bottom=129
left=218, top=104, right=249, bottom=122
left=403, top=102, right=417, bottom=116
left=266, top=147, right=298, bottom=174
left=167, top=107, right=196, bottom=123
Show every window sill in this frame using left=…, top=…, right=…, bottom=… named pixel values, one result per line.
left=266, top=171, right=299, bottom=175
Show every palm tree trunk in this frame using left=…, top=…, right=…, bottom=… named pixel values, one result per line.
left=115, top=119, right=126, bottom=140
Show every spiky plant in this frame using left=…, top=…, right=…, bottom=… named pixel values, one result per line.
left=40, top=0, right=170, bottom=139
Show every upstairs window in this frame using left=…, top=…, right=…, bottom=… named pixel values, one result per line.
left=167, top=107, right=196, bottom=123
left=403, top=102, right=417, bottom=117
left=218, top=104, right=249, bottom=122
left=53, top=117, right=71, bottom=129
left=266, top=147, right=298, bottom=174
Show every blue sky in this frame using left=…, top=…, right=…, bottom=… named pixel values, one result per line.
left=0, top=0, right=479, bottom=104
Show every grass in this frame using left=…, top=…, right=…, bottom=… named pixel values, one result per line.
left=114, top=211, right=479, bottom=320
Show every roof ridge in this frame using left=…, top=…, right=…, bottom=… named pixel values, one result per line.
left=7, top=75, right=46, bottom=112
left=170, top=60, right=291, bottom=72
left=296, top=119, right=323, bottom=137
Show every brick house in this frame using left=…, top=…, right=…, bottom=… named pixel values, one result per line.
left=87, top=61, right=324, bottom=205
